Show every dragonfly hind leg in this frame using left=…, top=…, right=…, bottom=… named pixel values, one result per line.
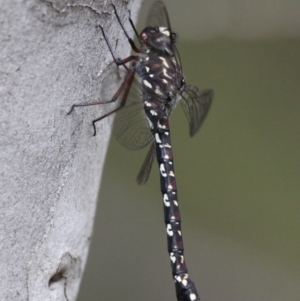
left=67, top=68, right=135, bottom=136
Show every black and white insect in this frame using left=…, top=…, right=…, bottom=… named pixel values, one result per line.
left=68, top=2, right=213, bottom=300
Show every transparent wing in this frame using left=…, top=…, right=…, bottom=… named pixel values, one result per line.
left=112, top=75, right=153, bottom=150
left=146, top=1, right=171, bottom=29
left=99, top=62, right=153, bottom=150
left=136, top=142, right=156, bottom=185
left=180, top=86, right=213, bottom=137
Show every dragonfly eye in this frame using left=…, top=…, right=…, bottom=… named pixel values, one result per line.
left=140, top=26, right=158, bottom=41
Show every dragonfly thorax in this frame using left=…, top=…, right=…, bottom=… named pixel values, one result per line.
left=134, top=52, right=185, bottom=133
left=136, top=53, right=184, bottom=108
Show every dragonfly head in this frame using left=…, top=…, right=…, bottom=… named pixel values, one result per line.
left=140, top=26, right=176, bottom=56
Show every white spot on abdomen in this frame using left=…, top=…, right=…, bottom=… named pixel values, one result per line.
left=163, top=194, right=170, bottom=207
left=174, top=275, right=182, bottom=283
left=146, top=116, right=154, bottom=129
left=158, top=121, right=166, bottom=129
left=160, top=164, right=167, bottom=177
left=190, top=293, right=197, bottom=301
left=150, top=109, right=158, bottom=116
left=166, top=224, right=173, bottom=236
left=155, top=133, right=162, bottom=143
left=168, top=184, right=173, bottom=190
left=170, top=252, right=176, bottom=263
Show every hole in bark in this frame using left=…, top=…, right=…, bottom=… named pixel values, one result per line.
left=49, top=269, right=66, bottom=286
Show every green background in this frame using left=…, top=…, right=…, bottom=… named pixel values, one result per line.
left=77, top=2, right=300, bottom=297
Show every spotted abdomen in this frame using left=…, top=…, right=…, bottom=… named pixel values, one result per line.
left=154, top=115, right=200, bottom=301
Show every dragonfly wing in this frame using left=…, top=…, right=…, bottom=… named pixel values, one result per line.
left=136, top=142, right=156, bottom=185
left=113, top=88, right=153, bottom=150
left=100, top=62, right=153, bottom=150
left=180, top=85, right=213, bottom=137
left=146, top=1, right=171, bottom=29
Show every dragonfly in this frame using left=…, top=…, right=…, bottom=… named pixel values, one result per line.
left=67, top=1, right=213, bottom=300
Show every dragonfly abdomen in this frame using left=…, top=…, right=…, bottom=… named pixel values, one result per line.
left=155, top=115, right=200, bottom=301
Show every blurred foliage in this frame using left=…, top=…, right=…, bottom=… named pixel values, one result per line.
left=78, top=39, right=300, bottom=301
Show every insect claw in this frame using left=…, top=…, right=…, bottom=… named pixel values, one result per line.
left=95, top=24, right=103, bottom=30
left=92, top=123, right=97, bottom=136
left=66, top=105, right=74, bottom=115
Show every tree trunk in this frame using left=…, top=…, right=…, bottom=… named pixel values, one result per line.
left=0, top=0, right=141, bottom=300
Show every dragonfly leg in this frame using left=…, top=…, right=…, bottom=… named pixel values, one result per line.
left=91, top=68, right=135, bottom=135
left=111, top=4, right=143, bottom=53
left=67, top=69, right=135, bottom=135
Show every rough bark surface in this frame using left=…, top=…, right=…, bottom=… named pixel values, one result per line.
left=0, top=0, right=141, bottom=300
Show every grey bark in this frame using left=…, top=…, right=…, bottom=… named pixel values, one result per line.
left=0, top=0, right=141, bottom=300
